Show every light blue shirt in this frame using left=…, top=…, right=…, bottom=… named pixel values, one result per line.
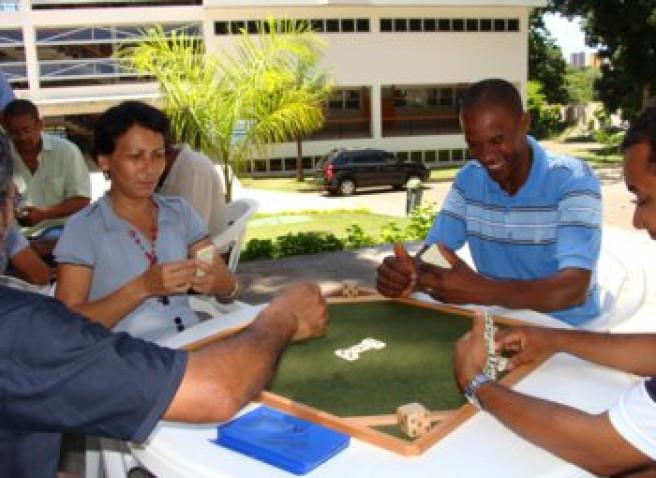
left=54, top=194, right=208, bottom=342
left=426, top=137, right=601, bottom=326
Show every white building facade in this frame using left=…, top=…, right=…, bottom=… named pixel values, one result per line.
left=1, top=0, right=543, bottom=176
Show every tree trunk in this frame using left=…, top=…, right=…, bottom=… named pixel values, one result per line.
left=295, top=135, right=304, bottom=182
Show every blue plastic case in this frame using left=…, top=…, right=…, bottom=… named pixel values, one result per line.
left=213, top=406, right=350, bottom=475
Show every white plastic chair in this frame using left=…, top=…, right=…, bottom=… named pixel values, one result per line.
left=580, top=246, right=646, bottom=331
left=212, top=197, right=259, bottom=273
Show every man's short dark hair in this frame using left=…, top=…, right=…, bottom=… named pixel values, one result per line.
left=3, top=99, right=40, bottom=122
left=621, top=107, right=656, bottom=164
left=94, top=101, right=170, bottom=159
left=0, top=132, right=13, bottom=196
left=460, top=79, right=524, bottom=117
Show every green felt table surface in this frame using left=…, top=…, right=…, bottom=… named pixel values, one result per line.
left=268, top=301, right=472, bottom=418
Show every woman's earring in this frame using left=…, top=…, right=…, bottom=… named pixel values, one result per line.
left=102, top=170, right=110, bottom=180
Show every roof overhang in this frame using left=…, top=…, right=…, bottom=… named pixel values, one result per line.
left=205, top=0, right=546, bottom=7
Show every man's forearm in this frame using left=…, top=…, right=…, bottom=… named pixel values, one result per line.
left=474, top=269, right=589, bottom=312
left=476, top=383, right=649, bottom=475
left=40, top=196, right=90, bottom=220
left=164, top=309, right=296, bottom=423
left=550, top=330, right=656, bottom=377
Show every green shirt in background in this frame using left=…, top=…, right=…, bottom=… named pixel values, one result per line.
left=11, top=133, right=90, bottom=236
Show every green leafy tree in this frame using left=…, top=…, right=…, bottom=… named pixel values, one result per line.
left=529, top=10, right=569, bottom=105
left=565, top=66, right=599, bottom=105
left=549, top=0, right=656, bottom=118
left=527, top=81, right=566, bottom=138
left=121, top=19, right=332, bottom=200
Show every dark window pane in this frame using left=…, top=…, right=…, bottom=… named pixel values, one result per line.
left=493, top=19, right=506, bottom=31
left=423, top=18, right=436, bottom=31
left=247, top=21, right=258, bottom=34
left=341, top=19, right=355, bottom=32
left=230, top=21, right=245, bottom=34
left=438, top=150, right=450, bottom=162
left=409, top=18, right=422, bottom=31
left=380, top=18, right=392, bottom=32
left=425, top=150, right=437, bottom=162
left=507, top=19, right=519, bottom=32
left=480, top=19, right=492, bottom=32
left=214, top=22, right=228, bottom=35
left=437, top=18, right=451, bottom=31
left=452, top=149, right=464, bottom=161
left=356, top=18, right=369, bottom=32
left=396, top=151, right=409, bottom=161
left=311, top=19, right=324, bottom=32
left=326, top=19, right=339, bottom=32
left=466, top=19, right=478, bottom=31
left=452, top=19, right=464, bottom=32
left=394, top=18, right=408, bottom=32
left=411, top=151, right=422, bottom=162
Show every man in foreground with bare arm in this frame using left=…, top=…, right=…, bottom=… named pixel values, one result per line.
left=453, top=107, right=656, bottom=475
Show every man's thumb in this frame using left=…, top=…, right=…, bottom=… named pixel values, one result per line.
left=393, top=242, right=412, bottom=263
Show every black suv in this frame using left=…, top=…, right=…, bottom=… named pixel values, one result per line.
left=316, top=148, right=430, bottom=195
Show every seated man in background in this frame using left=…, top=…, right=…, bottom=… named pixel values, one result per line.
left=453, top=106, right=656, bottom=475
left=160, top=144, right=228, bottom=238
left=2, top=99, right=90, bottom=254
left=377, top=78, right=601, bottom=327
left=0, top=128, right=329, bottom=478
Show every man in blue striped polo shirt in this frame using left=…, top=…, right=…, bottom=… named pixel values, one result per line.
left=377, top=78, right=601, bottom=326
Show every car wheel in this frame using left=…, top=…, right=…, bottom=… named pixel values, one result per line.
left=339, top=179, right=356, bottom=195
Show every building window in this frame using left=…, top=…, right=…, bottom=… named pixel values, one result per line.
left=215, top=18, right=370, bottom=36
left=507, top=19, right=520, bottom=32
left=394, top=18, right=408, bottom=32
left=309, top=86, right=371, bottom=140
left=311, top=19, right=324, bottom=32
left=32, top=0, right=201, bottom=7
left=409, top=18, right=422, bottom=32
left=382, top=83, right=468, bottom=137
left=380, top=18, right=393, bottom=32
left=494, top=19, right=506, bottom=31
left=0, top=29, right=26, bottom=88
left=35, top=23, right=202, bottom=87
left=341, top=19, right=355, bottom=33
left=378, top=17, right=519, bottom=33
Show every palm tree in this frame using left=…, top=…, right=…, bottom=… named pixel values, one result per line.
left=121, top=19, right=332, bottom=199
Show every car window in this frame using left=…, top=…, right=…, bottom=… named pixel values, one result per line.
left=350, top=151, right=383, bottom=164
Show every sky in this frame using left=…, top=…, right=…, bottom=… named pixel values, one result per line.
left=543, top=13, right=596, bottom=60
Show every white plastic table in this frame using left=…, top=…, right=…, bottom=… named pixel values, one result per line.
left=130, top=303, right=638, bottom=478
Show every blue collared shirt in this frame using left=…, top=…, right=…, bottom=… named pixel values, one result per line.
left=0, top=287, right=187, bottom=477
left=426, top=137, right=601, bottom=326
left=54, top=194, right=208, bottom=341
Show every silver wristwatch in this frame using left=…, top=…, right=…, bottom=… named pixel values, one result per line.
left=464, top=372, right=492, bottom=410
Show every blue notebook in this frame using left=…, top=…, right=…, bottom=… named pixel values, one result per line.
left=212, top=406, right=350, bottom=475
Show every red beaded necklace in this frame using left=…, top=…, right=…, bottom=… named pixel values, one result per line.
left=127, top=206, right=159, bottom=266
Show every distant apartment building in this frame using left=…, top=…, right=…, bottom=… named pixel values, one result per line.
left=0, top=0, right=543, bottom=176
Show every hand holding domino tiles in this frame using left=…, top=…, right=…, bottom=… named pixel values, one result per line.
left=191, top=243, right=237, bottom=299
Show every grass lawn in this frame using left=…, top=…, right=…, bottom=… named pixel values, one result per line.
left=240, top=177, right=323, bottom=193
left=245, top=209, right=410, bottom=242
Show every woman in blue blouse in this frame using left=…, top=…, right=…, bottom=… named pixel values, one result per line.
left=54, top=102, right=237, bottom=342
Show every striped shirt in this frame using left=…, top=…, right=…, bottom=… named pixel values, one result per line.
left=426, top=136, right=601, bottom=326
